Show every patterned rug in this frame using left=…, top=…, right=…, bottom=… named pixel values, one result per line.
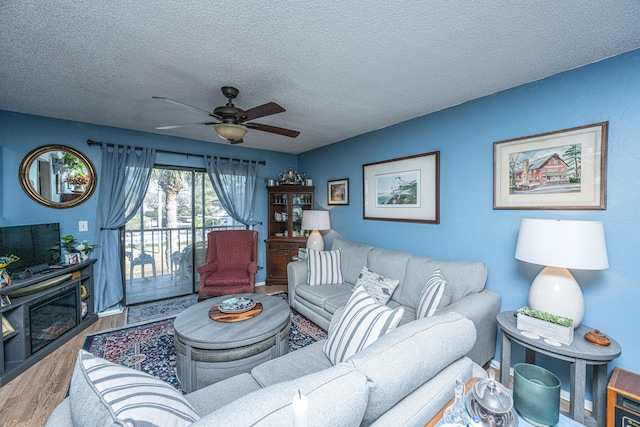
left=84, top=292, right=327, bottom=391
left=126, top=294, right=198, bottom=325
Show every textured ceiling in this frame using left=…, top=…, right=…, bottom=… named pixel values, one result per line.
left=2, top=1, right=640, bottom=154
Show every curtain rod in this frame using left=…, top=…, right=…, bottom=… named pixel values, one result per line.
left=86, top=139, right=266, bottom=165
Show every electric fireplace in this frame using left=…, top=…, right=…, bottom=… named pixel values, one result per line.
left=25, top=282, right=80, bottom=355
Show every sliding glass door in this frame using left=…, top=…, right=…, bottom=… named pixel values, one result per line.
left=123, top=167, right=242, bottom=305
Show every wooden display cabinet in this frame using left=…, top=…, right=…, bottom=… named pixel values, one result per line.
left=266, top=185, right=314, bottom=285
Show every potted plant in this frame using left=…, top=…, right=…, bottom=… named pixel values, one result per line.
left=65, top=172, right=90, bottom=192
left=63, top=153, right=90, bottom=191
left=0, top=254, right=19, bottom=287
left=516, top=306, right=574, bottom=345
left=61, top=235, right=99, bottom=263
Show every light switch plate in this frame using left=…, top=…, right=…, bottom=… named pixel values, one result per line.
left=79, top=220, right=88, bottom=232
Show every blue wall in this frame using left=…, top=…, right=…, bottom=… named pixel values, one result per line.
left=299, top=49, right=640, bottom=376
left=0, top=111, right=299, bottom=283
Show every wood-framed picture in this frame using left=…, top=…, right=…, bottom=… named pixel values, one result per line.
left=363, top=151, right=439, bottom=223
left=328, top=178, right=349, bottom=205
left=65, top=253, right=80, bottom=265
left=0, top=294, right=11, bottom=308
left=0, top=269, right=12, bottom=288
left=494, top=122, right=607, bottom=210
left=2, top=315, right=15, bottom=337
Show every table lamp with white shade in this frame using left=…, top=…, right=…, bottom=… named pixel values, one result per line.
left=301, top=210, right=330, bottom=251
left=515, top=218, right=608, bottom=328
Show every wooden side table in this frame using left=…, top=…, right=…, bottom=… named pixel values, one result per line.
left=498, top=311, right=621, bottom=427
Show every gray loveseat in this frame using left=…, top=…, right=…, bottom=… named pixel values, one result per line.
left=47, top=311, right=487, bottom=426
left=288, top=237, right=501, bottom=367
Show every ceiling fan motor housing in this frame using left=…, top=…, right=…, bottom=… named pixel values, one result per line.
left=214, top=86, right=243, bottom=123
left=214, top=105, right=243, bottom=122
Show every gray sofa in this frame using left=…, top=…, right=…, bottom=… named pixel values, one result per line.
left=288, top=237, right=501, bottom=367
left=47, top=311, right=487, bottom=427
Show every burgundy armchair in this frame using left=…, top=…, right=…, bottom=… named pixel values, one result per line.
left=196, top=230, right=258, bottom=300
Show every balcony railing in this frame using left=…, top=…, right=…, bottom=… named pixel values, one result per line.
left=124, top=224, right=245, bottom=280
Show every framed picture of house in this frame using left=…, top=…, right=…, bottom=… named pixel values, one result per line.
left=328, top=178, right=349, bottom=205
left=494, top=122, right=607, bottom=210
left=363, top=151, right=439, bottom=223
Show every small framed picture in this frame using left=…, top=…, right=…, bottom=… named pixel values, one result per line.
left=328, top=178, right=349, bottom=205
left=65, top=253, right=80, bottom=265
left=2, top=315, right=15, bottom=337
left=0, top=294, right=10, bottom=308
left=0, top=270, right=12, bottom=288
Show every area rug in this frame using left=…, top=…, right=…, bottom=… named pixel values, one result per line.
left=84, top=292, right=327, bottom=392
left=126, top=294, right=198, bottom=325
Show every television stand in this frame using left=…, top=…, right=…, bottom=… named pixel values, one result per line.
left=0, top=260, right=97, bottom=386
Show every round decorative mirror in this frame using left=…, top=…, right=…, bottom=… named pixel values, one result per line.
left=19, top=145, right=97, bottom=208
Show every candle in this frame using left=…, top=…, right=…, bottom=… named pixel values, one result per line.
left=292, top=389, right=308, bottom=427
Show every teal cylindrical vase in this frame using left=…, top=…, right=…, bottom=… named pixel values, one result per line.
left=513, top=363, right=561, bottom=426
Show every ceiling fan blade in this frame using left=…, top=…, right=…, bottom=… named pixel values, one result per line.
left=246, top=122, right=300, bottom=138
left=153, top=96, right=212, bottom=116
left=156, top=122, right=218, bottom=130
left=236, top=102, right=285, bottom=122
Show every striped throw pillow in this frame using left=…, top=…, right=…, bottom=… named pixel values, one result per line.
left=307, top=248, right=343, bottom=285
left=416, top=268, right=448, bottom=319
left=74, top=350, right=200, bottom=426
left=323, top=285, right=405, bottom=364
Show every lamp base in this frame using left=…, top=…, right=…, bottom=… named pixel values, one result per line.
left=306, top=230, right=324, bottom=251
left=528, top=266, right=584, bottom=328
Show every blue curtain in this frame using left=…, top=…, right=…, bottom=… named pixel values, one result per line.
left=93, top=144, right=156, bottom=312
left=204, top=156, right=263, bottom=266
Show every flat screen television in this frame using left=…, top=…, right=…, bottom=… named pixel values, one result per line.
left=0, top=223, right=61, bottom=273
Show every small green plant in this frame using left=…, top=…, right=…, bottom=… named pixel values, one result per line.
left=60, top=235, right=99, bottom=255
left=518, top=306, right=573, bottom=327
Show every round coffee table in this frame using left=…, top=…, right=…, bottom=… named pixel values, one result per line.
left=174, top=293, right=290, bottom=393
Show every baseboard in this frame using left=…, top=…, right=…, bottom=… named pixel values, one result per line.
left=98, top=303, right=125, bottom=317
left=255, top=281, right=266, bottom=287
left=488, top=359, right=593, bottom=412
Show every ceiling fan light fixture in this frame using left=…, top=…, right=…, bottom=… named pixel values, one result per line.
left=214, top=123, right=248, bottom=141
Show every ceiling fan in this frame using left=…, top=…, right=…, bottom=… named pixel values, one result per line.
left=153, top=86, right=300, bottom=144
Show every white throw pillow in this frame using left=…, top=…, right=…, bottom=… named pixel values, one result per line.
left=72, top=350, right=200, bottom=426
left=355, top=266, right=400, bottom=304
left=323, top=285, right=405, bottom=364
left=307, top=248, right=343, bottom=285
left=416, top=268, right=449, bottom=319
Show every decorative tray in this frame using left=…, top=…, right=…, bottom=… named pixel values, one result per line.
left=218, top=297, right=256, bottom=314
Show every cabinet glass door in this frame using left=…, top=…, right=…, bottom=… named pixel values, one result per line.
left=291, top=193, right=312, bottom=238
left=270, top=192, right=288, bottom=237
